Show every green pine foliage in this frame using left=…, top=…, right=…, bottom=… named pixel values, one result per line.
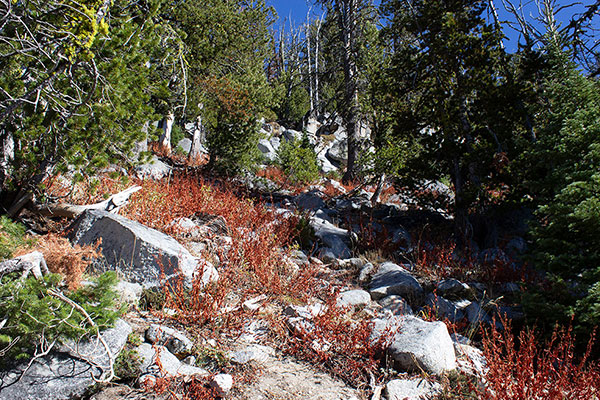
left=173, top=0, right=276, bottom=173
left=381, top=0, right=520, bottom=239
left=277, top=135, right=320, bottom=184
left=0, top=216, right=35, bottom=261
left=0, top=271, right=122, bottom=366
left=275, top=81, right=311, bottom=127
left=0, top=0, right=164, bottom=193
left=523, top=50, right=600, bottom=336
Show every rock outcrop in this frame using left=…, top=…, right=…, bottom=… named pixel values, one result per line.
left=69, top=210, right=218, bottom=289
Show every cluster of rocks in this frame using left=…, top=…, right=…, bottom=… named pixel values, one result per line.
left=0, top=171, right=525, bottom=399
left=256, top=116, right=371, bottom=174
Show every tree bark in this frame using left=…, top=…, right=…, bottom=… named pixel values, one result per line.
left=1, top=128, right=14, bottom=189
left=307, top=10, right=314, bottom=114
left=370, top=173, right=386, bottom=205
left=452, top=157, right=470, bottom=244
left=31, top=185, right=141, bottom=218
left=189, top=115, right=205, bottom=161
left=159, top=112, right=174, bottom=154
left=314, top=15, right=323, bottom=113
left=0, top=251, right=49, bottom=280
left=337, top=0, right=361, bottom=184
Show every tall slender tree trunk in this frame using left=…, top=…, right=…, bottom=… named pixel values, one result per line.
left=315, top=15, right=323, bottom=113
left=337, top=0, right=361, bottom=184
left=452, top=157, right=470, bottom=245
left=159, top=112, right=174, bottom=154
left=371, top=173, right=386, bottom=205
left=307, top=10, right=314, bottom=114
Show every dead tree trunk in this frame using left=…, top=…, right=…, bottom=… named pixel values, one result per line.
left=337, top=0, right=361, bottom=184
left=306, top=9, right=315, bottom=114
left=159, top=112, right=174, bottom=154
left=370, top=173, right=386, bottom=205
left=188, top=115, right=205, bottom=161
left=0, top=251, right=49, bottom=279
left=314, top=15, right=323, bottom=112
left=1, top=128, right=14, bottom=189
left=31, top=185, right=141, bottom=218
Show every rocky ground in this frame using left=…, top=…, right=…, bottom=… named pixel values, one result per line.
left=0, top=118, right=528, bottom=400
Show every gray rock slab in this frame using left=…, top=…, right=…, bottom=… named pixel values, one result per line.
left=337, top=257, right=365, bottom=270
left=114, top=281, right=143, bottom=305
left=379, top=295, right=413, bottom=316
left=136, top=344, right=208, bottom=377
left=145, top=324, right=193, bottom=356
left=135, top=155, right=172, bottom=180
left=369, top=262, right=423, bottom=302
left=317, top=247, right=340, bottom=264
left=318, top=152, right=339, bottom=173
left=230, top=345, right=274, bottom=364
left=69, top=210, right=218, bottom=288
left=437, top=278, right=471, bottom=298
left=336, top=290, right=371, bottom=308
left=359, top=262, right=375, bottom=283
left=258, top=139, right=277, bottom=161
left=295, top=191, right=326, bottom=211
left=385, top=378, right=442, bottom=400
left=424, top=293, right=465, bottom=323
left=210, top=374, right=233, bottom=396
left=454, top=341, right=487, bottom=376
left=372, top=316, right=456, bottom=375
left=465, top=301, right=492, bottom=325
left=178, top=138, right=192, bottom=154
left=310, top=217, right=352, bottom=260
left=283, top=129, right=303, bottom=142
left=269, top=136, right=281, bottom=151
left=0, top=320, right=131, bottom=400
left=327, top=138, right=348, bottom=164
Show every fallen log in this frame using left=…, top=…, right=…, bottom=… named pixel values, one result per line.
left=31, top=185, right=142, bottom=218
left=0, top=251, right=49, bottom=279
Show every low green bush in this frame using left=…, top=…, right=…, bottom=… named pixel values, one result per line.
left=114, top=333, right=143, bottom=382
left=0, top=271, right=122, bottom=366
left=277, top=134, right=320, bottom=184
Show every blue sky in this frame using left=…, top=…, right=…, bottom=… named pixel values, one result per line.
left=267, top=0, right=598, bottom=53
left=267, top=0, right=321, bottom=27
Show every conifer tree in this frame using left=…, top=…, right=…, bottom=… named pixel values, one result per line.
left=381, top=0, right=515, bottom=242
left=523, top=48, right=600, bottom=335
left=172, top=0, right=276, bottom=173
left=0, top=0, right=166, bottom=209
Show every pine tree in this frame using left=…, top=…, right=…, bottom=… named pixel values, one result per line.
left=0, top=0, right=166, bottom=207
left=172, top=0, right=276, bottom=173
left=381, top=0, right=515, bottom=242
left=524, top=48, right=600, bottom=335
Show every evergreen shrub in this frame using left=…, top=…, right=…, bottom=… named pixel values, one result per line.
left=0, top=271, right=122, bottom=365
left=277, top=134, right=320, bottom=184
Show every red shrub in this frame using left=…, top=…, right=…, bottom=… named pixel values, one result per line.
left=123, top=174, right=331, bottom=332
left=480, top=318, right=600, bottom=399
left=413, top=240, right=527, bottom=285
left=275, top=294, right=389, bottom=388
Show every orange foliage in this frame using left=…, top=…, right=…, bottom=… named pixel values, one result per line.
left=17, top=234, right=99, bottom=289
left=274, top=294, right=390, bottom=388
